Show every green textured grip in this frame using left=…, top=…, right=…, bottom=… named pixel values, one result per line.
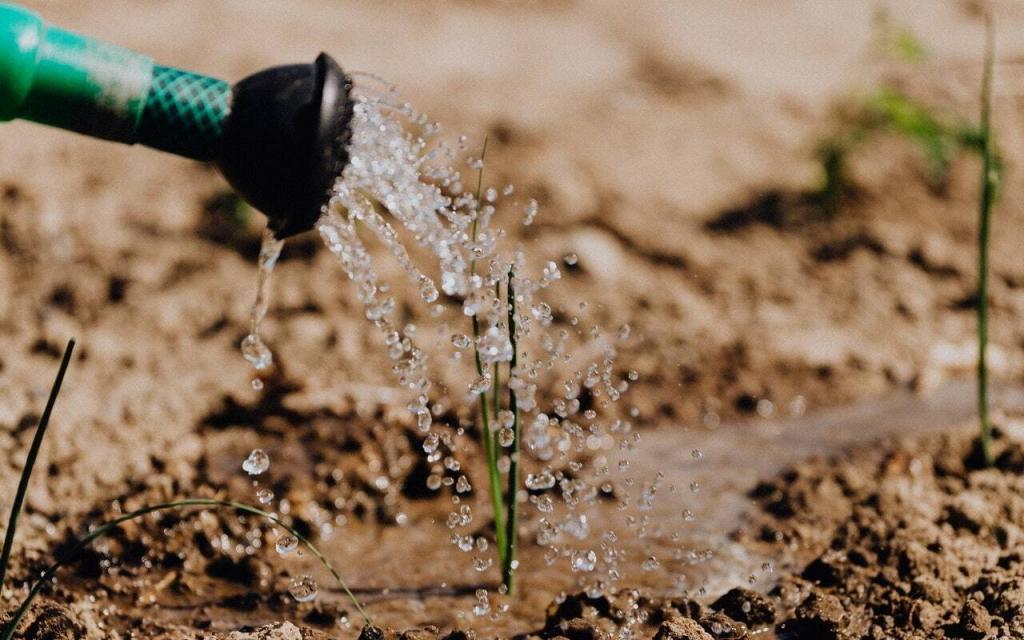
left=136, top=66, right=230, bottom=161
left=0, top=3, right=230, bottom=161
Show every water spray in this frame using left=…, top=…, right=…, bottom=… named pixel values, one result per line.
left=0, top=2, right=354, bottom=238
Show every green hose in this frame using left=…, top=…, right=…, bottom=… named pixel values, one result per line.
left=0, top=2, right=229, bottom=160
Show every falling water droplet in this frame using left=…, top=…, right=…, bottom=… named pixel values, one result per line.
left=469, top=375, right=492, bottom=394
left=571, top=550, right=597, bottom=572
left=242, top=449, right=270, bottom=476
left=418, top=275, right=439, bottom=303
left=288, top=575, right=318, bottom=602
left=525, top=469, right=556, bottom=490
left=241, top=334, right=273, bottom=370
left=642, top=556, right=660, bottom=571
left=473, top=556, right=493, bottom=572
left=498, top=427, right=515, bottom=447
left=276, top=535, right=299, bottom=555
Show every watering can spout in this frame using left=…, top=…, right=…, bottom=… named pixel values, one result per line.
left=0, top=2, right=353, bottom=238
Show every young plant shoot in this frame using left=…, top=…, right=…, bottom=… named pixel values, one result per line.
left=976, top=16, right=998, bottom=467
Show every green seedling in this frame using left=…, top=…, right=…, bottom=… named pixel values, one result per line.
left=0, top=340, right=370, bottom=639
left=503, top=269, right=521, bottom=593
left=816, top=88, right=981, bottom=215
left=871, top=7, right=928, bottom=62
left=467, top=138, right=523, bottom=594
left=976, top=17, right=998, bottom=467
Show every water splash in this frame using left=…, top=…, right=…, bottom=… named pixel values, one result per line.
left=236, top=78, right=675, bottom=605
left=304, top=85, right=664, bottom=600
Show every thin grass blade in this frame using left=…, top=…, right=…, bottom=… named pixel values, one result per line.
left=0, top=338, right=75, bottom=590
left=1, top=498, right=370, bottom=640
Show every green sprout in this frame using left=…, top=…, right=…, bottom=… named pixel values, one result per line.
left=816, top=88, right=988, bottom=216
left=0, top=340, right=370, bottom=639
left=976, top=16, right=998, bottom=467
left=502, top=268, right=521, bottom=593
left=871, top=7, right=927, bottom=62
left=467, top=138, right=522, bottom=594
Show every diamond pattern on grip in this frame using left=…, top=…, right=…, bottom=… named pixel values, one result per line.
left=137, top=66, right=231, bottom=161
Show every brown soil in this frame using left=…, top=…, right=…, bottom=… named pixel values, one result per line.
left=739, top=426, right=1024, bottom=639
left=4, top=1, right=1024, bottom=639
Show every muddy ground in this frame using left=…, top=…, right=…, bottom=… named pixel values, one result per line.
left=4, top=0, right=1024, bottom=638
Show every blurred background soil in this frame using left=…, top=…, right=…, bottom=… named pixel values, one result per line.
left=3, top=0, right=1024, bottom=637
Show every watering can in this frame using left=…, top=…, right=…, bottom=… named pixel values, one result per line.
left=0, top=3, right=354, bottom=238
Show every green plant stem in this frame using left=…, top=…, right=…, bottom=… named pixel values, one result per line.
left=977, top=16, right=997, bottom=467
left=0, top=338, right=75, bottom=591
left=492, top=281, right=503, bottom=423
left=1, top=499, right=370, bottom=640
left=502, top=269, right=521, bottom=593
left=466, top=136, right=508, bottom=571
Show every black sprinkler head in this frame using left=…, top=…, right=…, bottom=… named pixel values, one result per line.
left=217, top=53, right=354, bottom=239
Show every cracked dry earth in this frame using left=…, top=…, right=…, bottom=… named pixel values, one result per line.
left=4, top=0, right=1024, bottom=638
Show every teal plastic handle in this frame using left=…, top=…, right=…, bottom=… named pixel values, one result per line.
left=0, top=2, right=230, bottom=160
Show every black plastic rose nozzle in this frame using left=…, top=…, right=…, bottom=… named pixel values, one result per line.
left=0, top=2, right=354, bottom=238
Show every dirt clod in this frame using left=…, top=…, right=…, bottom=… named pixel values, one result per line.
left=709, top=588, right=775, bottom=627
left=787, top=592, right=848, bottom=639
left=947, top=601, right=993, bottom=640
left=359, top=625, right=387, bottom=640
left=653, top=616, right=713, bottom=640
left=18, top=603, right=85, bottom=640
left=697, top=611, right=747, bottom=639
left=225, top=622, right=326, bottom=640
left=750, top=430, right=1024, bottom=639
